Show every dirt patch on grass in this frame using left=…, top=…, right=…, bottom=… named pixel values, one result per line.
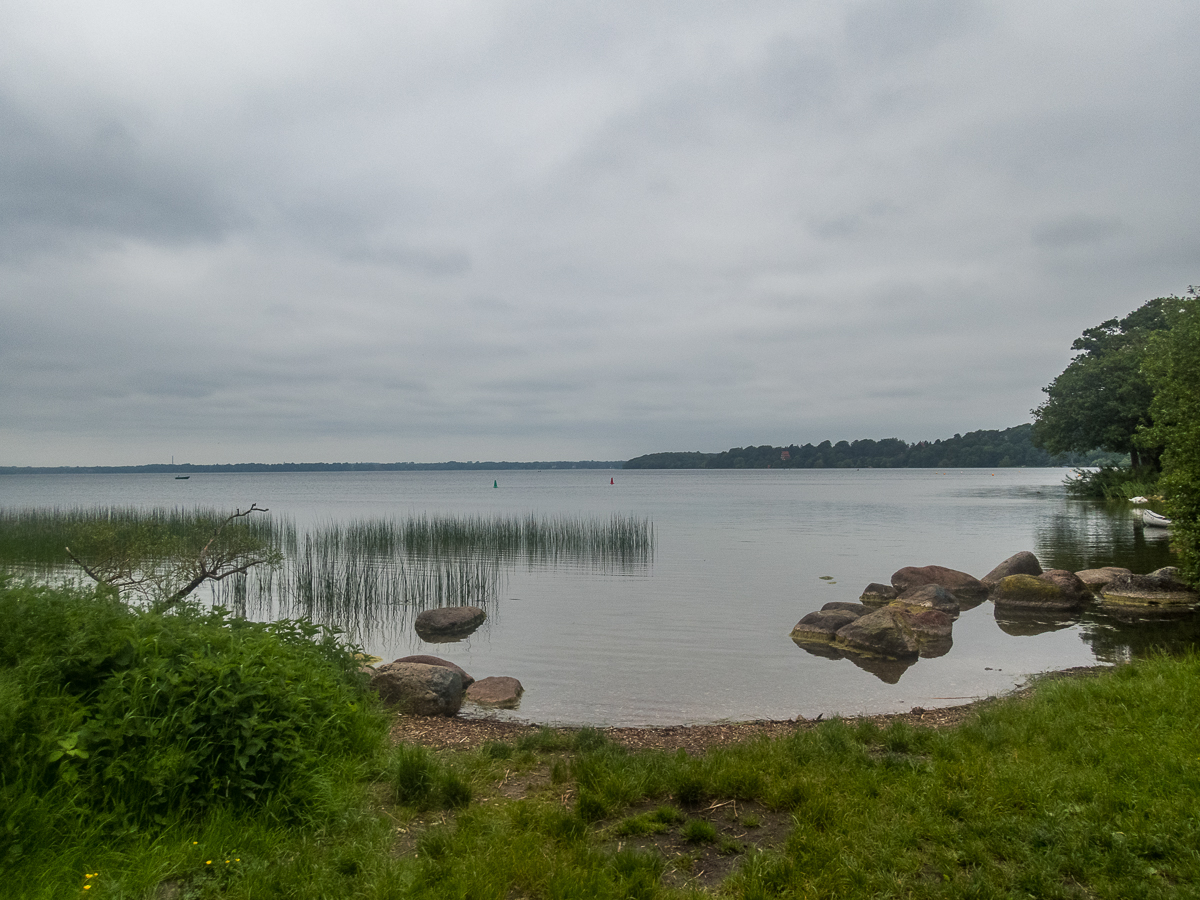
left=598, top=798, right=793, bottom=891
left=389, top=666, right=1110, bottom=753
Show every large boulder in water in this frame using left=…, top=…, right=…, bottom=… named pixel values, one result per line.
left=1100, top=572, right=1200, bottom=607
left=834, top=606, right=919, bottom=659
left=895, top=584, right=960, bottom=617
left=890, top=604, right=954, bottom=658
left=466, top=676, right=524, bottom=709
left=821, top=601, right=872, bottom=617
left=369, top=662, right=464, bottom=716
left=791, top=609, right=862, bottom=643
left=415, top=606, right=486, bottom=641
left=891, top=565, right=987, bottom=601
left=834, top=604, right=952, bottom=660
left=859, top=583, right=898, bottom=605
left=391, top=655, right=474, bottom=687
left=992, top=572, right=1089, bottom=612
left=1075, top=567, right=1131, bottom=592
left=981, top=551, right=1042, bottom=586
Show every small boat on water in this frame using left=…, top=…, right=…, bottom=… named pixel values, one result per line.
left=1141, top=509, right=1171, bottom=528
left=174, top=475, right=190, bottom=480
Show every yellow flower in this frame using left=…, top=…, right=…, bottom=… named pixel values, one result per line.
left=206, top=860, right=212, bottom=865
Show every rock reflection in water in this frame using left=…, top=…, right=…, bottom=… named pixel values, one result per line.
left=1079, top=608, right=1200, bottom=664
left=1036, top=501, right=1175, bottom=573
left=994, top=607, right=1079, bottom=637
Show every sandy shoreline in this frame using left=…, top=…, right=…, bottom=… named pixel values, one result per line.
left=389, top=664, right=1111, bottom=753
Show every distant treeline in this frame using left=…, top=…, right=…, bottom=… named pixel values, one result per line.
left=623, top=425, right=1122, bottom=470
left=0, top=460, right=623, bottom=475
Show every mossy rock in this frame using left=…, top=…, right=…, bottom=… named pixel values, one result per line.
left=992, top=574, right=1087, bottom=612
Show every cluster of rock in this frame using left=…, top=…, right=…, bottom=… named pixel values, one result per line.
left=791, top=565, right=984, bottom=682
left=791, top=552, right=1198, bottom=680
left=365, top=654, right=525, bottom=716
left=364, top=604, right=526, bottom=717
left=986, top=553, right=1197, bottom=619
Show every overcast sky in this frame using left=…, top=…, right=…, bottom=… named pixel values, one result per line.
left=2, top=1, right=1197, bottom=466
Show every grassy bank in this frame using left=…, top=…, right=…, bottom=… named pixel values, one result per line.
left=3, top=579, right=1199, bottom=898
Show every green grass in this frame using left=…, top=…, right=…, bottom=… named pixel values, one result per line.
left=5, top=576, right=1200, bottom=898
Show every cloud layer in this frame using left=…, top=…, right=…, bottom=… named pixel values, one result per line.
left=3, top=1, right=1198, bottom=465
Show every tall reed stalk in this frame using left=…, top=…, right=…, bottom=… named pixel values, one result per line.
left=1, top=506, right=655, bottom=643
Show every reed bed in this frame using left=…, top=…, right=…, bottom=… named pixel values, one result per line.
left=1, top=506, right=654, bottom=643
left=238, top=512, right=654, bottom=642
left=0, top=505, right=293, bottom=575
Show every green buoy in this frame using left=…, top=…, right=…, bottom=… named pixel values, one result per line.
left=493, top=480, right=498, bottom=488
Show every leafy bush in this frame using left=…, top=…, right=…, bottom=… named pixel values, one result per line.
left=0, top=577, right=384, bottom=863
left=1064, top=464, right=1159, bottom=500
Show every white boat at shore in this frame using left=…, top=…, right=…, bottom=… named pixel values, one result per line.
left=1141, top=509, right=1172, bottom=528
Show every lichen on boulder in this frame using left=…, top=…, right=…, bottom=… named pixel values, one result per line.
left=981, top=551, right=1043, bottom=586
left=991, top=572, right=1088, bottom=612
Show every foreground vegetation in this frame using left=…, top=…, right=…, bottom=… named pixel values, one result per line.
left=4, top=579, right=1200, bottom=898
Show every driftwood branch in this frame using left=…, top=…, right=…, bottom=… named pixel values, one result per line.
left=155, top=504, right=271, bottom=612
left=67, top=503, right=275, bottom=613
left=65, top=546, right=107, bottom=586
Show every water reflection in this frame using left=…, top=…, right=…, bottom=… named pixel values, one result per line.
left=1079, top=608, right=1200, bottom=664
left=1036, top=500, right=1175, bottom=573
left=994, top=607, right=1078, bottom=637
left=225, top=513, right=655, bottom=646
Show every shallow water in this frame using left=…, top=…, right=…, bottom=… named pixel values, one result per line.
left=0, top=468, right=1183, bottom=726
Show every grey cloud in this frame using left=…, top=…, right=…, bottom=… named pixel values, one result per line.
left=844, top=0, right=983, bottom=60
left=0, top=95, right=233, bottom=255
left=1032, top=215, right=1121, bottom=249
left=2, top=3, right=1199, bottom=465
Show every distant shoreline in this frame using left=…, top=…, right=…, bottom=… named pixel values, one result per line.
left=0, top=461, right=624, bottom=475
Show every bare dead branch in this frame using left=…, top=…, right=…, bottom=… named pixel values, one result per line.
left=65, top=546, right=108, bottom=586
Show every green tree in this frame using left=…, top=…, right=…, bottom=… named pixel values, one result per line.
left=1031, top=297, right=1173, bottom=469
left=1140, top=289, right=1200, bottom=585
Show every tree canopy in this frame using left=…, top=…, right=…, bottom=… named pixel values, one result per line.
left=1141, top=290, right=1200, bottom=584
left=1031, top=298, right=1173, bottom=468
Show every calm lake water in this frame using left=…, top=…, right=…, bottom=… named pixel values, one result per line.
left=0, top=468, right=1185, bottom=726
